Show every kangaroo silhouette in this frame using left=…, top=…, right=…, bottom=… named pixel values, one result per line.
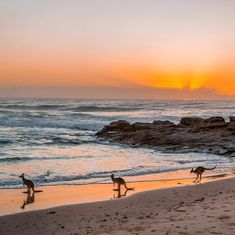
left=111, top=174, right=133, bottom=190
left=19, top=173, right=35, bottom=193
left=190, top=165, right=217, bottom=182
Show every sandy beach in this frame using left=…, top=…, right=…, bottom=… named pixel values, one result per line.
left=1, top=174, right=235, bottom=235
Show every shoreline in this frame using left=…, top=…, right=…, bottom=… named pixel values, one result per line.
left=0, top=172, right=231, bottom=217
left=1, top=175, right=235, bottom=234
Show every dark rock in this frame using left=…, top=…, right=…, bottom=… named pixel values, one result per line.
left=96, top=120, right=134, bottom=136
left=153, top=120, right=174, bottom=126
left=205, top=116, right=225, bottom=123
left=230, top=116, right=235, bottom=124
left=180, top=117, right=203, bottom=126
left=109, top=120, right=133, bottom=131
left=132, top=122, right=154, bottom=130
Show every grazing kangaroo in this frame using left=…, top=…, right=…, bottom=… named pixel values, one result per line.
left=19, top=173, right=35, bottom=193
left=111, top=174, right=133, bottom=190
left=190, top=165, right=217, bottom=182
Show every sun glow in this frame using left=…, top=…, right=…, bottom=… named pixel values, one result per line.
left=150, top=74, right=209, bottom=91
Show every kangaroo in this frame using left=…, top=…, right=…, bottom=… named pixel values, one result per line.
left=190, top=165, right=217, bottom=182
left=19, top=173, right=35, bottom=193
left=111, top=174, right=133, bottom=190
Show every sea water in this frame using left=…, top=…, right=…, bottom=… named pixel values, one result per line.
left=0, top=99, right=234, bottom=188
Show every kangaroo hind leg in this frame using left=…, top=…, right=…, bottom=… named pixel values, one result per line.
left=194, top=174, right=199, bottom=183
left=198, top=173, right=202, bottom=182
left=27, top=187, right=30, bottom=194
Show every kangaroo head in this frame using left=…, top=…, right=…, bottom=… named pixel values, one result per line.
left=19, top=173, right=24, bottom=178
left=190, top=168, right=194, bottom=173
left=111, top=174, right=114, bottom=179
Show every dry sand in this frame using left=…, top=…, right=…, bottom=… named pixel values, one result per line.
left=1, top=175, right=235, bottom=235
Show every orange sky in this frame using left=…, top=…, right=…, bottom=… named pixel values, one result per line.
left=1, top=1, right=235, bottom=99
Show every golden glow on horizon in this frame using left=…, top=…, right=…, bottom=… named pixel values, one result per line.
left=147, top=74, right=209, bottom=91
left=0, top=41, right=234, bottom=96
left=1, top=56, right=235, bottom=96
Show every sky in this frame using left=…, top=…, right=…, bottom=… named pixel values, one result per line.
left=0, top=0, right=235, bottom=99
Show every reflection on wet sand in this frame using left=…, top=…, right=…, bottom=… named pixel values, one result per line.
left=20, top=190, right=43, bottom=210
left=0, top=173, right=230, bottom=216
left=21, top=192, right=35, bottom=209
left=113, top=187, right=134, bottom=199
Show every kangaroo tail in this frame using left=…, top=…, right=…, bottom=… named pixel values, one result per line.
left=123, top=181, right=128, bottom=189
left=123, top=182, right=134, bottom=190
left=205, top=165, right=217, bottom=171
left=123, top=181, right=131, bottom=190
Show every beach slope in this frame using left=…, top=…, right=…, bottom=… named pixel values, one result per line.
left=1, top=177, right=235, bottom=234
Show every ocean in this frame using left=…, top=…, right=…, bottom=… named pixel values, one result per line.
left=0, top=99, right=235, bottom=189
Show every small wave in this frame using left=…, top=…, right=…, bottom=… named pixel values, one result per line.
left=47, top=136, right=81, bottom=145
left=20, top=111, right=50, bottom=118
left=0, top=104, right=141, bottom=113
left=0, top=157, right=31, bottom=162
left=0, top=155, right=97, bottom=163
left=67, top=105, right=141, bottom=112
left=34, top=166, right=190, bottom=183
left=176, top=159, right=208, bottom=164
left=0, top=117, right=102, bottom=130
left=0, top=139, right=13, bottom=145
left=0, top=104, right=65, bottom=110
left=29, top=134, right=98, bottom=146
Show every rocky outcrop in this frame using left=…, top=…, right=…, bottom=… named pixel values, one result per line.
left=230, top=116, right=235, bottom=124
left=96, top=116, right=235, bottom=157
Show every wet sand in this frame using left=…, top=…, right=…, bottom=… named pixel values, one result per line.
left=1, top=174, right=235, bottom=234
left=0, top=175, right=202, bottom=216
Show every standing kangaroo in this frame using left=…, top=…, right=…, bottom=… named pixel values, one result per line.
left=111, top=174, right=133, bottom=190
left=19, top=173, right=35, bottom=193
left=190, top=165, right=217, bottom=182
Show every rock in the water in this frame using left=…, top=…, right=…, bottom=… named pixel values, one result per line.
left=96, top=116, right=235, bottom=157
left=205, top=116, right=225, bottom=124
left=180, top=117, right=203, bottom=126
left=101, top=120, right=134, bottom=133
